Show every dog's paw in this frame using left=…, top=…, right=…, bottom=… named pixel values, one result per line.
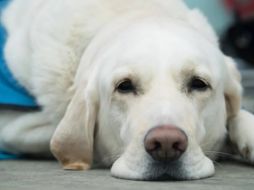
left=228, top=110, right=254, bottom=163
left=63, top=162, right=91, bottom=170
left=240, top=146, right=254, bottom=162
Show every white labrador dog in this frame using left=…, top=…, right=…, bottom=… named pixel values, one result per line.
left=1, top=0, right=254, bottom=181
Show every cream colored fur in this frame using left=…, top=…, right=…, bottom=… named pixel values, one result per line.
left=1, top=0, right=254, bottom=180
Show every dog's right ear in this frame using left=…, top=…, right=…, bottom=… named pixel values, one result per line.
left=223, top=56, right=242, bottom=119
left=50, top=75, right=98, bottom=170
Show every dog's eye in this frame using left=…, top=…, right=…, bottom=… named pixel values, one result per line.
left=116, top=79, right=136, bottom=94
left=188, top=77, right=209, bottom=92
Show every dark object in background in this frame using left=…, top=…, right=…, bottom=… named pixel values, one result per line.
left=222, top=16, right=254, bottom=64
left=221, top=0, right=254, bottom=65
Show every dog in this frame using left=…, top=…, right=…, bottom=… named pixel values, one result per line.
left=1, top=0, right=254, bottom=181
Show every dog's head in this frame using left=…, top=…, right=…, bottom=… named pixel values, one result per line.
left=50, top=10, right=242, bottom=180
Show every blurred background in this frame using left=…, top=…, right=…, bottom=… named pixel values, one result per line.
left=184, top=0, right=254, bottom=112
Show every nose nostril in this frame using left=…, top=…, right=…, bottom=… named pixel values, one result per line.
left=146, top=140, right=161, bottom=153
left=153, top=141, right=161, bottom=151
left=172, top=141, right=185, bottom=152
left=172, top=142, right=180, bottom=151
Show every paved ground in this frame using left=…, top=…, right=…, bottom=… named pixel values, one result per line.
left=0, top=160, right=254, bottom=190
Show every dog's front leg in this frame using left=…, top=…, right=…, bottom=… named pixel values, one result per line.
left=0, top=111, right=56, bottom=156
left=227, top=109, right=254, bottom=163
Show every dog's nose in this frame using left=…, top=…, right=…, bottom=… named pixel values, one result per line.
left=144, top=125, right=188, bottom=162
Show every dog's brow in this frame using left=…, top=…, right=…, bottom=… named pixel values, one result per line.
left=180, top=63, right=212, bottom=83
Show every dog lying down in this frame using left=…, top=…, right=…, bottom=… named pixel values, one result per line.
left=1, top=0, right=254, bottom=181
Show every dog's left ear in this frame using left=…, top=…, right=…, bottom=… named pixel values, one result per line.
left=223, top=56, right=242, bottom=120
left=223, top=58, right=254, bottom=159
left=50, top=75, right=98, bottom=170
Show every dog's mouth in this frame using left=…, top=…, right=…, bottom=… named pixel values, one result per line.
left=111, top=154, right=215, bottom=181
left=112, top=159, right=192, bottom=181
left=140, top=161, right=189, bottom=181
left=143, top=173, right=186, bottom=181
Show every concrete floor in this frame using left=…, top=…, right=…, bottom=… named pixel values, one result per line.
left=0, top=160, right=254, bottom=190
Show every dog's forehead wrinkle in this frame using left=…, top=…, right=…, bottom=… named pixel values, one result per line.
left=96, top=18, right=220, bottom=65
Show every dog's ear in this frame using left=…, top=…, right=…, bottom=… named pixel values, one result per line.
left=50, top=76, right=98, bottom=170
left=224, top=56, right=242, bottom=120
left=224, top=59, right=254, bottom=158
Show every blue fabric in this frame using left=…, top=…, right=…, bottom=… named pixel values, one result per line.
left=0, top=0, right=38, bottom=108
left=0, top=151, right=20, bottom=160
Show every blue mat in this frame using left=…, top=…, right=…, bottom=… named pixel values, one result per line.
left=0, top=0, right=38, bottom=159
left=0, top=151, right=20, bottom=160
left=0, top=0, right=38, bottom=108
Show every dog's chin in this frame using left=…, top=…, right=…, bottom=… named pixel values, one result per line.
left=111, top=155, right=215, bottom=181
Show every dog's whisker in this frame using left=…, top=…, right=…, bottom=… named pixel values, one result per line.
left=205, top=150, right=235, bottom=159
left=204, top=151, right=236, bottom=169
left=212, top=159, right=224, bottom=169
